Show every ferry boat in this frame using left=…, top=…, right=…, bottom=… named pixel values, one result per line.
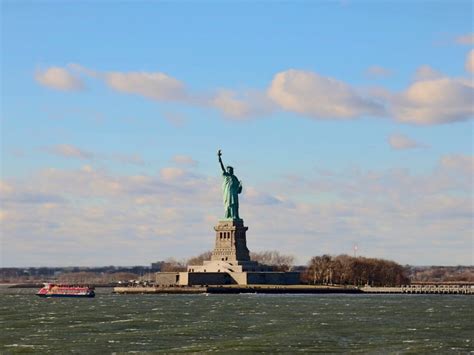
left=36, top=283, right=95, bottom=298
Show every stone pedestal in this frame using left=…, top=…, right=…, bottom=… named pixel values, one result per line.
left=187, top=219, right=266, bottom=275
left=183, top=218, right=300, bottom=286
left=211, top=219, right=250, bottom=262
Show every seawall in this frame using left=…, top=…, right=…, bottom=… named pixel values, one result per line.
left=113, top=285, right=361, bottom=294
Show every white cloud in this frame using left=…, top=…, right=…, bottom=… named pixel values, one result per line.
left=46, top=144, right=144, bottom=166
left=244, top=187, right=283, bottom=206
left=0, top=180, right=14, bottom=194
left=104, top=71, right=187, bottom=101
left=67, top=63, right=98, bottom=77
left=455, top=33, right=474, bottom=45
left=388, top=133, right=424, bottom=150
left=50, top=144, right=94, bottom=160
left=414, top=65, right=444, bottom=81
left=212, top=90, right=251, bottom=117
left=267, top=69, right=385, bottom=119
left=439, top=154, right=474, bottom=176
left=365, top=65, right=393, bottom=79
left=172, top=155, right=198, bottom=167
left=390, top=77, right=474, bottom=125
left=0, top=209, right=7, bottom=222
left=160, top=167, right=186, bottom=181
left=211, top=89, right=274, bottom=118
left=112, top=153, right=144, bottom=166
left=35, top=67, right=84, bottom=91
left=465, top=49, right=474, bottom=73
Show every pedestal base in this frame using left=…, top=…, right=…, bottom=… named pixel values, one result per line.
left=178, top=271, right=301, bottom=286
left=183, top=218, right=301, bottom=286
left=211, top=219, right=250, bottom=262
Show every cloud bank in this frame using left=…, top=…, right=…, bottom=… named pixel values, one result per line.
left=1, top=154, right=472, bottom=266
left=390, top=77, right=474, bottom=125
left=267, top=69, right=385, bottom=119
left=35, top=55, right=474, bottom=125
left=104, top=71, right=187, bottom=101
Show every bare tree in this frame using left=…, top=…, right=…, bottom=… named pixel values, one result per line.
left=186, top=251, right=212, bottom=266
left=250, top=250, right=296, bottom=271
left=303, top=254, right=409, bottom=286
left=160, top=258, right=187, bottom=272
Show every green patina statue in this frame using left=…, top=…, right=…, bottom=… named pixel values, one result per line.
left=218, top=149, right=242, bottom=220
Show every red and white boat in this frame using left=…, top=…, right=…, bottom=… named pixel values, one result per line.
left=36, top=283, right=95, bottom=298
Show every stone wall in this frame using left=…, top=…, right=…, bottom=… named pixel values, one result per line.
left=177, top=271, right=301, bottom=286
left=179, top=272, right=235, bottom=286
left=154, top=272, right=179, bottom=286
left=246, top=272, right=300, bottom=285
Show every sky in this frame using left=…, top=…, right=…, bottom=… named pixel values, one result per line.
left=1, top=1, right=473, bottom=267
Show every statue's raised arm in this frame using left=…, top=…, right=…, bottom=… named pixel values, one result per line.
left=217, top=149, right=226, bottom=174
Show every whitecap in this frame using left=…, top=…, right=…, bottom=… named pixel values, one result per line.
left=110, top=319, right=134, bottom=323
left=4, top=344, right=36, bottom=348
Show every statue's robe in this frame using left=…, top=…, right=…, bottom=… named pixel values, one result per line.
left=222, top=172, right=242, bottom=219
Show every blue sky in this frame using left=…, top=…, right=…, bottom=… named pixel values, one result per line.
left=1, top=1, right=473, bottom=267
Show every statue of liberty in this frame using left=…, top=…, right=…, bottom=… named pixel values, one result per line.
left=218, top=150, right=242, bottom=220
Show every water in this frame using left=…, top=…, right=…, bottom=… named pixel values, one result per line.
left=1, top=287, right=473, bottom=353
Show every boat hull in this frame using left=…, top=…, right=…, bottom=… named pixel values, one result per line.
left=36, top=293, right=95, bottom=298
left=36, top=283, right=96, bottom=298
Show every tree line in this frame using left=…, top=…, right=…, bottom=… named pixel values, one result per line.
left=150, top=250, right=410, bottom=286
left=148, top=250, right=295, bottom=273
left=407, top=265, right=474, bottom=283
left=4, top=251, right=470, bottom=286
left=302, top=254, right=409, bottom=286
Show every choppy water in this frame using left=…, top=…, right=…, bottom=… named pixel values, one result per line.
left=1, top=287, right=473, bottom=353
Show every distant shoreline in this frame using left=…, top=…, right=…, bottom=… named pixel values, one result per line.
left=112, top=284, right=474, bottom=295
left=4, top=282, right=474, bottom=295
